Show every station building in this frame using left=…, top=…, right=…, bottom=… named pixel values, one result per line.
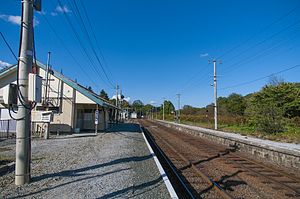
left=0, top=61, right=118, bottom=135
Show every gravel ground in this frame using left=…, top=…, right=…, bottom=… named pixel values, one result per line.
left=0, top=123, right=170, bottom=199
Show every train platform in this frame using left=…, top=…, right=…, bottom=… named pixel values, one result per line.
left=157, top=120, right=300, bottom=169
left=0, top=123, right=176, bottom=198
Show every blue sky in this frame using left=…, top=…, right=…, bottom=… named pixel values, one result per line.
left=1, top=0, right=300, bottom=108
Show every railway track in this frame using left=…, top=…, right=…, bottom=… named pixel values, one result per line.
left=138, top=119, right=300, bottom=199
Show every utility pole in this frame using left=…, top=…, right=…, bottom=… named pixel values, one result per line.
left=213, top=60, right=217, bottom=130
left=15, top=0, right=34, bottom=185
left=209, top=59, right=221, bottom=130
left=162, top=98, right=165, bottom=121
left=115, top=84, right=119, bottom=123
left=176, top=94, right=181, bottom=123
left=95, top=105, right=98, bottom=134
left=150, top=101, right=155, bottom=120
left=120, top=89, right=122, bottom=122
left=44, top=52, right=51, bottom=105
left=151, top=107, right=153, bottom=120
left=152, top=107, right=154, bottom=120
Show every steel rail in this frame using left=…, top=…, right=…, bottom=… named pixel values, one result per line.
left=141, top=125, right=196, bottom=199
left=151, top=120, right=300, bottom=197
left=142, top=120, right=233, bottom=199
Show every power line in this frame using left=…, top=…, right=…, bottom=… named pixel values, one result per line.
left=79, top=0, right=116, bottom=83
left=217, top=4, right=300, bottom=59
left=70, top=0, right=115, bottom=87
left=56, top=0, right=114, bottom=89
left=220, top=19, right=300, bottom=73
left=0, top=32, right=18, bottom=61
left=219, top=64, right=300, bottom=90
left=41, top=14, right=99, bottom=89
left=174, top=20, right=300, bottom=97
left=165, top=6, right=300, bottom=100
left=63, top=0, right=115, bottom=88
left=220, top=26, right=300, bottom=75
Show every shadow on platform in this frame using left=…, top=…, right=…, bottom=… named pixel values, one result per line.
left=107, top=123, right=142, bottom=133
left=97, top=175, right=164, bottom=199
left=15, top=154, right=153, bottom=198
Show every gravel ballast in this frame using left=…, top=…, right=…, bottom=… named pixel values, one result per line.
left=0, top=123, right=170, bottom=198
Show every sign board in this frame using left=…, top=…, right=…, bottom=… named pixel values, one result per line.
left=31, top=111, right=53, bottom=122
left=95, top=110, right=99, bottom=125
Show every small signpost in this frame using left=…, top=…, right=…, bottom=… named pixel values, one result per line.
left=95, top=109, right=99, bottom=134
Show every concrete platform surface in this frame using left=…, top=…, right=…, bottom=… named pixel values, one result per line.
left=0, top=123, right=171, bottom=199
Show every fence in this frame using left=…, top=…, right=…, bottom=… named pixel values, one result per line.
left=0, top=119, right=17, bottom=138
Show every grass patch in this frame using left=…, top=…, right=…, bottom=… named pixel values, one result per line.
left=166, top=119, right=300, bottom=143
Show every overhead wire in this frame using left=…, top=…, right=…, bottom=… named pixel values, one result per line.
left=69, top=0, right=115, bottom=88
left=220, top=26, right=300, bottom=75
left=56, top=0, right=114, bottom=89
left=0, top=32, right=18, bottom=61
left=168, top=4, right=300, bottom=101
left=6, top=1, right=38, bottom=120
left=219, top=64, right=300, bottom=90
left=217, top=4, right=300, bottom=59
left=78, top=0, right=115, bottom=82
left=0, top=31, right=27, bottom=120
left=220, top=19, right=300, bottom=74
left=41, top=14, right=99, bottom=89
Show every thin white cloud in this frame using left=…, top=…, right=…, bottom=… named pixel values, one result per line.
left=0, top=14, right=21, bottom=25
left=0, top=14, right=39, bottom=26
left=111, top=95, right=117, bottom=100
left=150, top=100, right=156, bottom=104
left=0, top=60, right=11, bottom=68
left=123, top=97, right=130, bottom=102
left=51, top=12, right=58, bottom=16
left=51, top=5, right=71, bottom=17
left=55, top=5, right=71, bottom=13
left=200, top=53, right=209, bottom=57
left=37, top=11, right=46, bottom=15
left=34, top=18, right=40, bottom=26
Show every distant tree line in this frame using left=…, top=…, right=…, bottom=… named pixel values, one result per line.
left=95, top=80, right=300, bottom=135
left=181, top=82, right=300, bottom=134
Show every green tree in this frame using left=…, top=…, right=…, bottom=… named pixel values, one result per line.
left=160, top=100, right=175, bottom=115
left=99, top=89, right=109, bottom=100
left=181, top=105, right=200, bottom=115
left=122, top=100, right=130, bottom=108
left=143, top=104, right=154, bottom=117
left=226, top=93, right=246, bottom=116
left=87, top=86, right=93, bottom=92
left=132, top=100, right=144, bottom=111
left=245, top=83, right=300, bottom=133
left=217, top=97, right=229, bottom=115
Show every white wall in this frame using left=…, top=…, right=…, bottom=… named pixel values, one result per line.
left=75, top=91, right=95, bottom=104
left=0, top=108, right=17, bottom=120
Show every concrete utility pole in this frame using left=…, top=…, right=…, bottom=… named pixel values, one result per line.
left=95, top=105, right=98, bottom=134
left=213, top=60, right=217, bottom=130
left=115, top=84, right=119, bottom=122
left=162, top=98, right=165, bottom=121
left=120, top=89, right=122, bottom=122
left=151, top=107, right=153, bottom=120
left=176, top=94, right=181, bottom=123
left=212, top=59, right=221, bottom=130
left=44, top=52, right=51, bottom=105
left=15, top=0, right=34, bottom=185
